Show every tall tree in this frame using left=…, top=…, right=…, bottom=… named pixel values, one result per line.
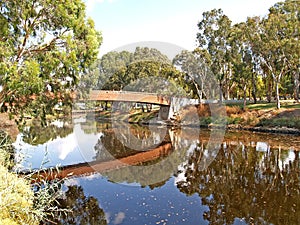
left=99, top=47, right=186, bottom=95
left=247, top=0, right=300, bottom=109
left=268, top=0, right=300, bottom=102
left=229, top=22, right=253, bottom=109
left=98, top=51, right=133, bottom=89
left=196, top=9, right=232, bottom=102
left=173, top=49, right=213, bottom=102
left=0, top=0, right=102, bottom=119
left=133, top=46, right=171, bottom=64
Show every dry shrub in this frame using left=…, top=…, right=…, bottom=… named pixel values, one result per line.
left=197, top=104, right=211, bottom=117
left=226, top=106, right=243, bottom=115
left=181, top=104, right=230, bottom=119
left=179, top=105, right=199, bottom=122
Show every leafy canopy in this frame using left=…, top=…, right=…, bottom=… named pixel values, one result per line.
left=0, top=0, right=102, bottom=119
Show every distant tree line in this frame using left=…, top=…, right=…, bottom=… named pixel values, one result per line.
left=87, top=0, right=298, bottom=109
left=0, top=0, right=298, bottom=122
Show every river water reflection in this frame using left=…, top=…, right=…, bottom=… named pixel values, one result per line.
left=15, top=117, right=300, bottom=225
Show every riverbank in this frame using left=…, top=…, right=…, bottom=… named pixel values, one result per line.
left=179, top=101, right=300, bottom=135
left=1, top=101, right=300, bottom=136
left=91, top=101, right=300, bottom=135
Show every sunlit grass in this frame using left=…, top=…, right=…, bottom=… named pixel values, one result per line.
left=0, top=131, right=41, bottom=225
left=0, top=131, right=66, bottom=224
left=227, top=100, right=300, bottom=110
left=246, top=101, right=300, bottom=110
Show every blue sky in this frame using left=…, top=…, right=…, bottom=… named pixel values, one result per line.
left=84, top=0, right=280, bottom=56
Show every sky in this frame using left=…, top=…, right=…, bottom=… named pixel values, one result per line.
left=84, top=0, right=280, bottom=57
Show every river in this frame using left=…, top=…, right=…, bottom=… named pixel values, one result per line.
left=14, top=116, right=300, bottom=225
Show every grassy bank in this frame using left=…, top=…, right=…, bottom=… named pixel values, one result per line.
left=0, top=131, right=42, bottom=225
left=94, top=109, right=159, bottom=124
left=180, top=101, right=300, bottom=133
left=91, top=101, right=300, bottom=133
left=0, top=130, right=64, bottom=224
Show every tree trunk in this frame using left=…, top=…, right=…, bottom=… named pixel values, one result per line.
left=243, top=85, right=247, bottom=110
left=219, top=84, right=223, bottom=103
left=294, top=72, right=299, bottom=102
left=199, top=81, right=204, bottom=104
left=193, top=80, right=202, bottom=104
left=251, top=72, right=257, bottom=104
left=275, top=81, right=280, bottom=109
left=267, top=79, right=272, bottom=103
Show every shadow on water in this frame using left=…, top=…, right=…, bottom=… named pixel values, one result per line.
left=15, top=118, right=300, bottom=225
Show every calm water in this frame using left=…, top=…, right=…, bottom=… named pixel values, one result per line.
left=14, top=117, right=300, bottom=225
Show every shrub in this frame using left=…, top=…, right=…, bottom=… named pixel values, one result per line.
left=0, top=130, right=15, bottom=169
left=0, top=130, right=63, bottom=225
left=0, top=165, right=42, bottom=225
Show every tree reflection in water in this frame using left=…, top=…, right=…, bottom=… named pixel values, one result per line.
left=176, top=142, right=300, bottom=225
left=21, top=119, right=73, bottom=146
left=45, top=185, right=107, bottom=225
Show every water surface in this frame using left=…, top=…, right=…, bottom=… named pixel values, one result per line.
left=15, top=118, right=300, bottom=225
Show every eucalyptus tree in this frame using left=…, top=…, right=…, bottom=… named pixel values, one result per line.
left=100, top=47, right=187, bottom=96
left=133, top=46, right=171, bottom=64
left=261, top=13, right=290, bottom=109
left=173, top=48, right=214, bottom=102
left=247, top=0, right=299, bottom=109
left=229, top=22, right=253, bottom=109
left=98, top=50, right=133, bottom=89
left=0, top=0, right=102, bottom=119
left=268, top=0, right=300, bottom=102
left=196, top=9, right=232, bottom=102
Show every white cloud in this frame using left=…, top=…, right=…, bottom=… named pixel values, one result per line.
left=113, top=212, right=125, bottom=225
left=49, top=134, right=78, bottom=160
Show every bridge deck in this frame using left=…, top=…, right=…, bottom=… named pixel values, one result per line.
left=87, top=90, right=170, bottom=106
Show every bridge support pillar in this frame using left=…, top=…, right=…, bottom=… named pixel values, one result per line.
left=159, top=105, right=170, bottom=120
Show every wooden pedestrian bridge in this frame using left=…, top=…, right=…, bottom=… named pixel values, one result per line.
left=86, top=90, right=171, bottom=106
left=79, top=90, right=200, bottom=120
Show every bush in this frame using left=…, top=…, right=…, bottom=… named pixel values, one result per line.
left=0, top=131, right=15, bottom=168
left=0, top=165, right=41, bottom=225
left=0, top=130, right=41, bottom=224
left=0, top=130, right=60, bottom=225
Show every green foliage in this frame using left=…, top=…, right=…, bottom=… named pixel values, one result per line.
left=97, top=47, right=188, bottom=96
left=0, top=0, right=102, bottom=119
left=0, top=130, right=15, bottom=169
left=193, top=0, right=299, bottom=106
left=173, top=49, right=216, bottom=100
left=197, top=8, right=232, bottom=102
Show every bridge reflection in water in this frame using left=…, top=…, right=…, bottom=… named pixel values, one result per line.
left=17, top=119, right=300, bottom=225
left=28, top=120, right=299, bottom=186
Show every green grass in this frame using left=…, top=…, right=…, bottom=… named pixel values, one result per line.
left=247, top=102, right=300, bottom=110
left=258, top=117, right=300, bottom=129
left=227, top=101, right=300, bottom=110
